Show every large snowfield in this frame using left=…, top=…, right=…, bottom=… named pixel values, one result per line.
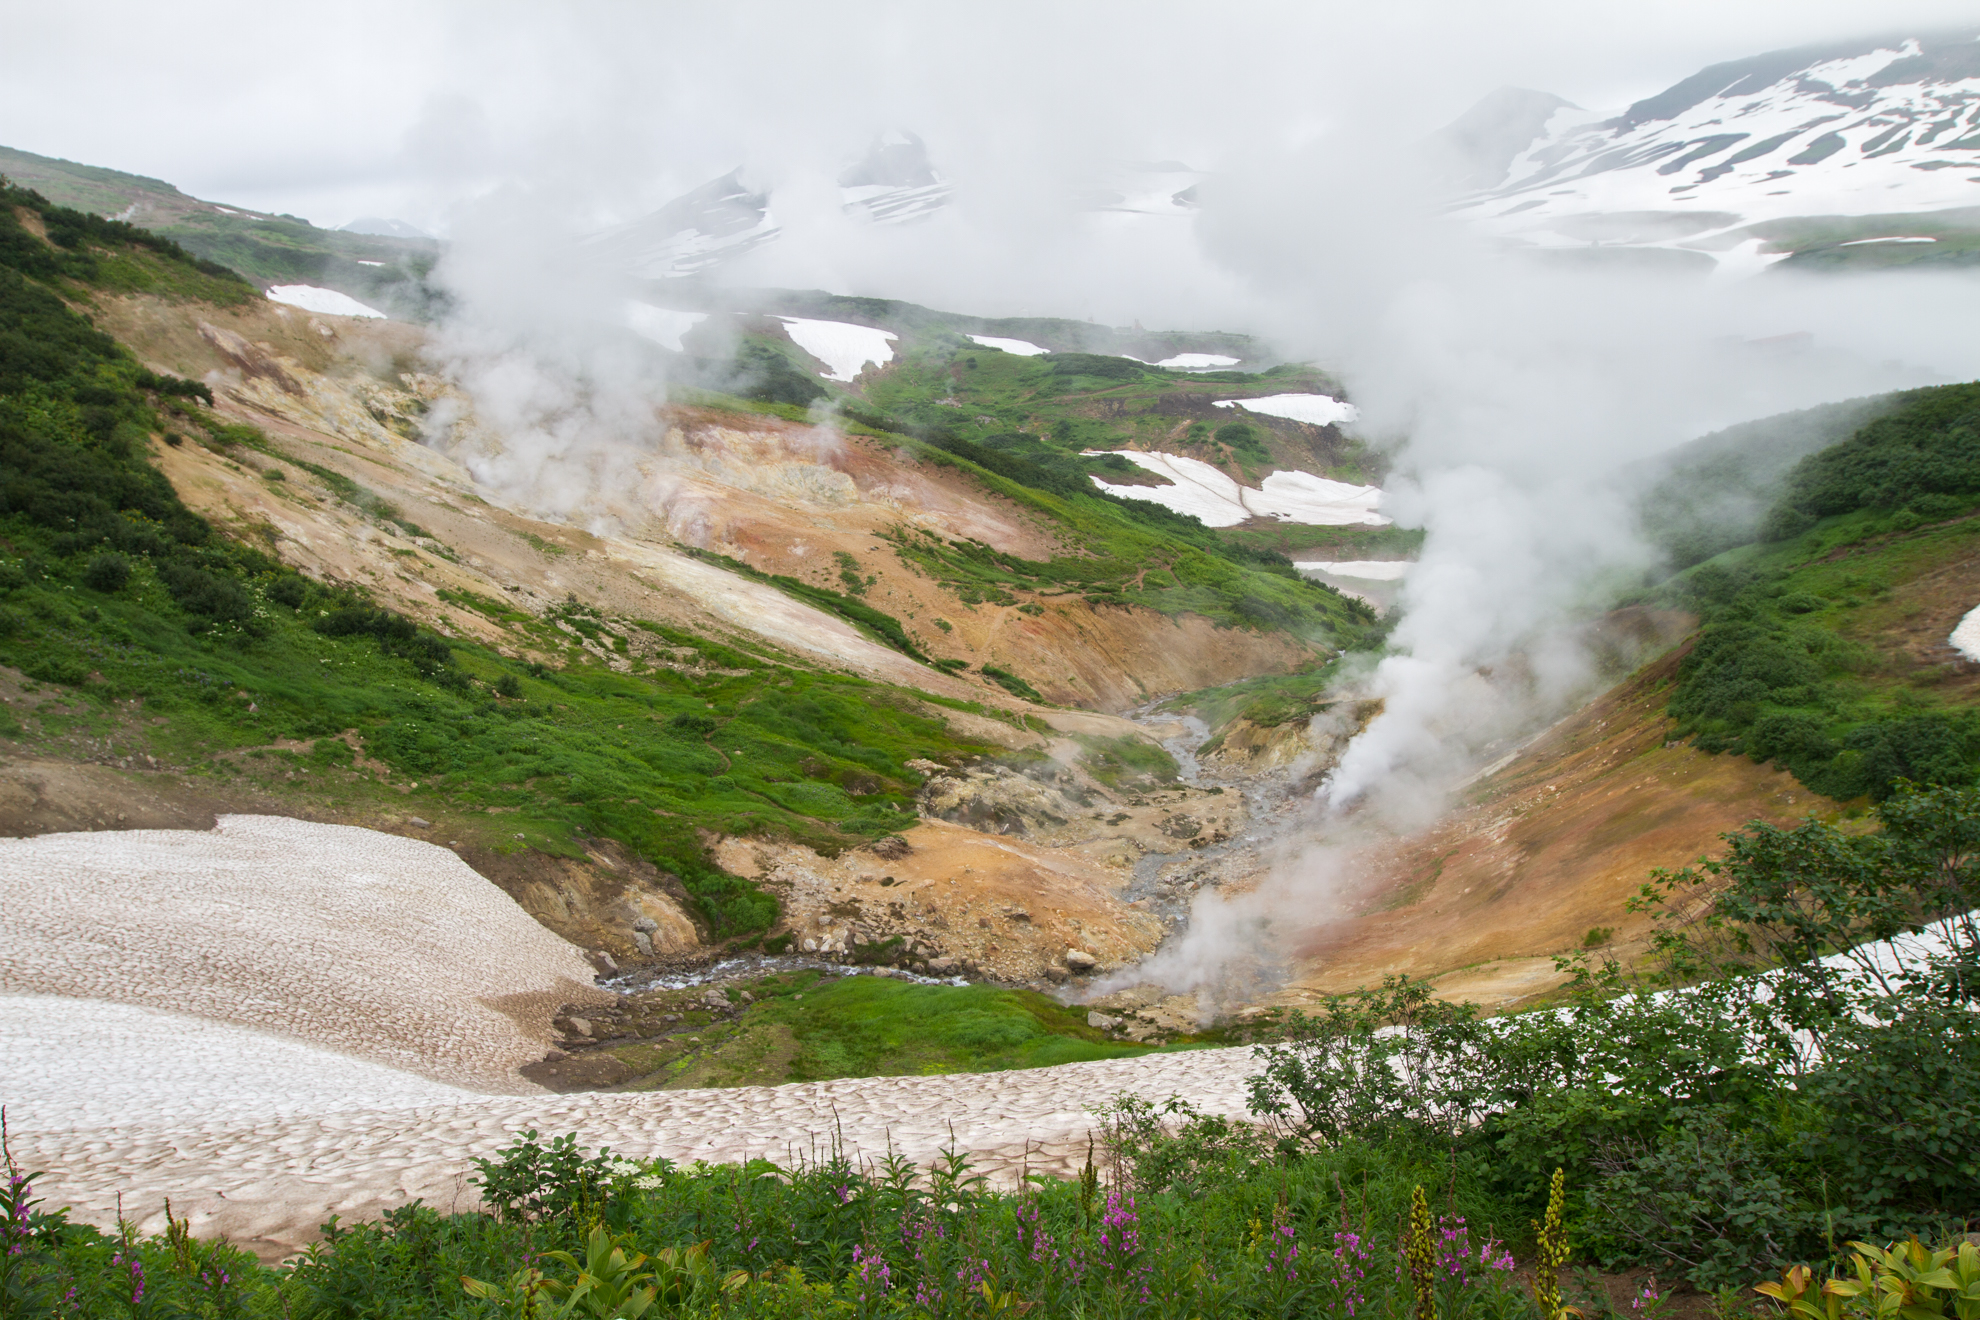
left=264, top=285, right=387, bottom=318
left=780, top=317, right=899, bottom=381
left=1213, top=394, right=1359, bottom=427
left=1086, top=450, right=1387, bottom=527
left=2, top=817, right=1261, bottom=1250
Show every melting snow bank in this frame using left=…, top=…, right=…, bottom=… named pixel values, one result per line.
left=967, top=334, right=1049, bottom=356
left=1294, top=560, right=1412, bottom=580
left=0, top=996, right=475, bottom=1130
left=265, top=285, right=386, bottom=318
left=1950, top=603, right=1980, bottom=661
left=624, top=302, right=707, bottom=351
left=1214, top=394, right=1357, bottom=427
left=1087, top=451, right=1387, bottom=528
left=0, top=816, right=606, bottom=1091
left=779, top=317, right=897, bottom=381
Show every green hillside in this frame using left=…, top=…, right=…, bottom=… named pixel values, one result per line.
left=1656, top=381, right=1980, bottom=799
left=0, top=180, right=1014, bottom=937
left=0, top=142, right=442, bottom=317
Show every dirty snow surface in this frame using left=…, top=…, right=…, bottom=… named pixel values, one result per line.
left=2, top=815, right=1262, bottom=1255
left=0, top=815, right=600, bottom=1091
left=967, top=334, right=1049, bottom=356
left=624, top=301, right=708, bottom=351
left=1213, top=394, right=1358, bottom=427
left=265, top=285, right=387, bottom=318
left=1087, top=451, right=1387, bottom=527
left=779, top=317, right=898, bottom=381
left=1294, top=560, right=1412, bottom=580
left=1951, top=604, right=1980, bottom=662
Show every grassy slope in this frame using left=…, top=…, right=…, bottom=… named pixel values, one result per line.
left=585, top=967, right=1175, bottom=1091
left=1656, top=382, right=1980, bottom=800
left=0, top=183, right=1013, bottom=937
left=0, top=142, right=442, bottom=317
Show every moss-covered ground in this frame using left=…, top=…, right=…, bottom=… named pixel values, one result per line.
left=570, top=968, right=1186, bottom=1091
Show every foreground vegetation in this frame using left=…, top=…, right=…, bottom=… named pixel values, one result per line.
left=8, top=784, right=1976, bottom=1314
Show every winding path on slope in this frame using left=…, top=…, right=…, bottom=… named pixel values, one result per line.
left=0, top=818, right=1257, bottom=1259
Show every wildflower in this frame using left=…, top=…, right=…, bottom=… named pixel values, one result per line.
left=633, top=1174, right=665, bottom=1190
left=852, top=1242, right=893, bottom=1300
left=1322, top=1230, right=1372, bottom=1317
left=1264, top=1221, right=1300, bottom=1282
left=1097, top=1190, right=1142, bottom=1265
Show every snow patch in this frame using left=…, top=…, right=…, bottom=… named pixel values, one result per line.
left=356, top=259, right=385, bottom=267
left=1157, top=353, right=1240, bottom=370
left=265, top=285, right=386, bottom=319
left=1294, top=560, right=1413, bottom=580
left=1086, top=451, right=1386, bottom=528
left=1949, top=604, right=1980, bottom=662
left=624, top=302, right=708, bottom=352
left=1213, top=394, right=1358, bottom=427
left=1838, top=236, right=1937, bottom=246
left=779, top=317, right=898, bottom=382
left=967, top=334, right=1049, bottom=356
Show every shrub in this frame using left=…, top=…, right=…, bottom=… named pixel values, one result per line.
left=81, top=552, right=130, bottom=593
left=265, top=575, right=308, bottom=608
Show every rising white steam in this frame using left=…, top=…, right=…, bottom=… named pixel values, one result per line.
left=1105, top=130, right=1980, bottom=1002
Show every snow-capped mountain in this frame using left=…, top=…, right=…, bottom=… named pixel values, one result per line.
left=597, top=137, right=1202, bottom=278
left=585, top=169, right=780, bottom=279
left=838, top=130, right=952, bottom=225
left=1442, top=30, right=1980, bottom=271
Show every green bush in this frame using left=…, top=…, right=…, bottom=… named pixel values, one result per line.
left=80, top=551, right=129, bottom=592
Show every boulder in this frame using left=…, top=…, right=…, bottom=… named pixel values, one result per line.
left=1087, top=1011, right=1120, bottom=1031
left=1065, top=949, right=1098, bottom=972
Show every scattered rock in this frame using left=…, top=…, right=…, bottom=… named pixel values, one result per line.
left=1066, top=949, right=1098, bottom=972
left=1043, top=965, right=1069, bottom=984
left=868, top=835, right=913, bottom=860
left=1087, top=1011, right=1120, bottom=1031
left=407, top=816, right=432, bottom=829
left=927, top=956, right=958, bottom=974
left=564, top=1017, right=593, bottom=1038
left=632, top=916, right=658, bottom=933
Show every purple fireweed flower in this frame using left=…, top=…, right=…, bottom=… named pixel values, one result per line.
left=851, top=1243, right=892, bottom=1301
left=1323, top=1230, right=1371, bottom=1317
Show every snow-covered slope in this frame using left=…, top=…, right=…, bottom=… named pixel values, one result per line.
left=1443, top=30, right=1980, bottom=270
left=1086, top=451, right=1387, bottom=528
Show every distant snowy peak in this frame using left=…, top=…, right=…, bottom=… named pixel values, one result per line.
left=1446, top=29, right=1980, bottom=264
left=838, top=130, right=953, bottom=225
left=590, top=170, right=781, bottom=280
left=340, top=216, right=431, bottom=239
left=1091, top=161, right=1205, bottom=217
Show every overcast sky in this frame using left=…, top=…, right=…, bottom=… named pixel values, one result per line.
left=5, top=0, right=1977, bottom=231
